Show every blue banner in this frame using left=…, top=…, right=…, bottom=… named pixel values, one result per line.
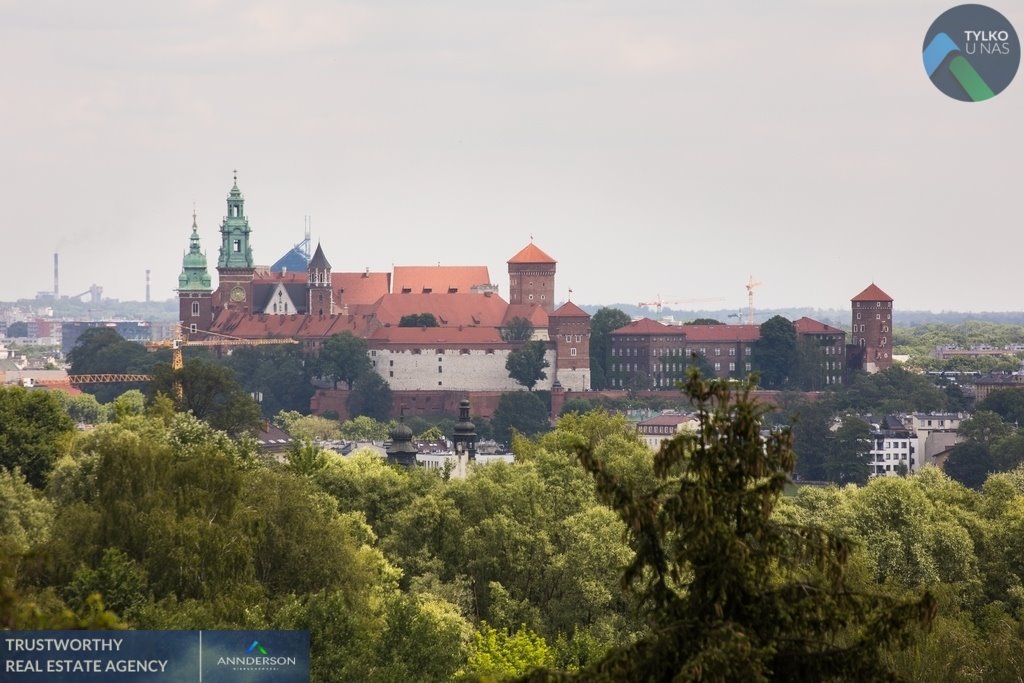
left=1, top=631, right=309, bottom=682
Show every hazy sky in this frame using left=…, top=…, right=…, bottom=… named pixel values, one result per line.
left=1, top=1, right=1021, bottom=313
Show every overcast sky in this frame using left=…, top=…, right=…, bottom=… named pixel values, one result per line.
left=1, top=1, right=1021, bottom=313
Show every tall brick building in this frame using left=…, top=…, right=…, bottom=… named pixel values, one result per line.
left=850, top=283, right=893, bottom=374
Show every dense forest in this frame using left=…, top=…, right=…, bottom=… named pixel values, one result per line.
left=4, top=371, right=1024, bottom=681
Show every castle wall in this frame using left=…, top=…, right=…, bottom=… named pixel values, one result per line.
left=369, top=346, right=557, bottom=392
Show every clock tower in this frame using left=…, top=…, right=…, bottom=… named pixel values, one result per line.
left=217, top=172, right=256, bottom=312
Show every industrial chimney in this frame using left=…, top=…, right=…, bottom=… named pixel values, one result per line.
left=146, top=269, right=151, bottom=303
left=53, top=253, right=59, bottom=298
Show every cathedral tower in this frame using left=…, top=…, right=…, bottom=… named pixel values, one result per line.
left=177, top=211, right=213, bottom=335
left=217, top=173, right=256, bottom=312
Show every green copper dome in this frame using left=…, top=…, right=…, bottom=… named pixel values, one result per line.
left=178, top=212, right=213, bottom=291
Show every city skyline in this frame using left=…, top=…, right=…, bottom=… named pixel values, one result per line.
left=2, top=1, right=1021, bottom=311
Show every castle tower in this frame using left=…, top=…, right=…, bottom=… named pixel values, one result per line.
left=177, top=211, right=213, bottom=335
left=850, top=283, right=893, bottom=374
left=507, top=242, right=556, bottom=314
left=547, top=300, right=591, bottom=391
left=307, top=242, right=334, bottom=316
left=216, top=172, right=256, bottom=312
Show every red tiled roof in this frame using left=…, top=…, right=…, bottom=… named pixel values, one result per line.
left=638, top=413, right=696, bottom=427
left=254, top=270, right=307, bottom=284
left=550, top=301, right=590, bottom=318
left=507, top=243, right=556, bottom=264
left=502, top=303, right=549, bottom=327
left=851, top=283, right=893, bottom=302
left=367, top=326, right=505, bottom=345
left=793, top=317, right=845, bottom=335
left=392, top=266, right=491, bottom=294
left=611, top=318, right=682, bottom=336
left=210, top=309, right=375, bottom=339
left=333, top=272, right=390, bottom=306
left=371, top=292, right=510, bottom=327
left=680, top=324, right=760, bottom=342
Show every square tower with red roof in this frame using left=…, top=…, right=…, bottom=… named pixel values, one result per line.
left=507, top=242, right=556, bottom=314
left=850, top=284, right=893, bottom=373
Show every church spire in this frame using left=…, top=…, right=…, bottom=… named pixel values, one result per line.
left=178, top=211, right=212, bottom=291
left=218, top=172, right=254, bottom=270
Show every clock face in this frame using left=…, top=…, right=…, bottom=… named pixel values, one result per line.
left=229, top=286, right=246, bottom=303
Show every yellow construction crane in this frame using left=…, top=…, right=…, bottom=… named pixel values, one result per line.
left=145, top=326, right=298, bottom=372
left=638, top=296, right=726, bottom=315
left=143, top=326, right=298, bottom=399
left=745, top=276, right=762, bottom=325
left=67, top=326, right=297, bottom=399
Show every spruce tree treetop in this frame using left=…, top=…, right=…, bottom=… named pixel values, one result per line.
left=521, top=371, right=936, bottom=682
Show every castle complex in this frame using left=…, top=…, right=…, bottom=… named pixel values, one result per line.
left=177, top=176, right=591, bottom=396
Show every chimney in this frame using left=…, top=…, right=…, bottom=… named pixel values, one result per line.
left=53, top=253, right=59, bottom=298
left=145, top=269, right=151, bottom=303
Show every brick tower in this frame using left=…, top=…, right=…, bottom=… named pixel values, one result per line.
left=850, top=283, right=893, bottom=373
left=507, top=242, right=556, bottom=314
left=547, top=299, right=591, bottom=391
left=177, top=211, right=213, bottom=336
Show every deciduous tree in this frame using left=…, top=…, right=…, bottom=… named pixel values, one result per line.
left=0, top=386, right=75, bottom=488
left=318, top=332, right=373, bottom=390
left=506, top=341, right=550, bottom=391
left=347, top=372, right=392, bottom=421
left=492, top=392, right=550, bottom=443
left=588, top=308, right=631, bottom=390
left=753, top=315, right=798, bottom=388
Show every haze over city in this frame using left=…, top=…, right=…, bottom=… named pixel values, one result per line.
left=1, top=1, right=1020, bottom=311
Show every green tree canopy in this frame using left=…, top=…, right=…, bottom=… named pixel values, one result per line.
left=224, top=345, right=314, bottom=416
left=506, top=340, right=550, bottom=391
left=492, top=392, right=550, bottom=444
left=318, top=332, right=373, bottom=390
left=398, top=313, right=439, bottom=328
left=526, top=373, right=935, bottom=681
left=753, top=315, right=798, bottom=388
left=826, top=416, right=872, bottom=485
left=502, top=316, right=535, bottom=342
left=347, top=372, right=392, bottom=422
left=149, top=358, right=262, bottom=437
left=588, top=308, right=631, bottom=390
left=67, top=328, right=154, bottom=403
left=0, top=386, right=75, bottom=488
left=977, top=389, right=1024, bottom=428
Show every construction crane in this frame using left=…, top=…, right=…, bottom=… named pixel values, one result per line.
left=67, top=326, right=298, bottom=399
left=638, top=296, right=726, bottom=315
left=144, top=326, right=298, bottom=398
left=144, top=326, right=298, bottom=373
left=745, top=276, right=762, bottom=325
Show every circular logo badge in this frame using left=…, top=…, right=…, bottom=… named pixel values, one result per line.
left=923, top=4, right=1019, bottom=101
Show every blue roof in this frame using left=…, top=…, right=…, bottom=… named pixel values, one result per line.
left=270, top=246, right=309, bottom=273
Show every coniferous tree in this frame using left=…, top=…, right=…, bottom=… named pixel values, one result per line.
left=523, top=371, right=936, bottom=681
